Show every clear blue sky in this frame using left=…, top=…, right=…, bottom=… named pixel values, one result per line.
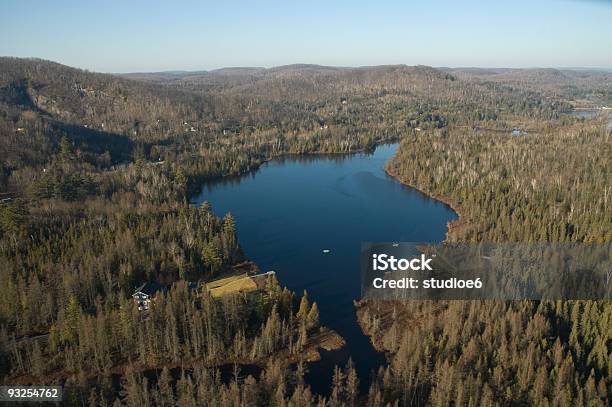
left=2, top=0, right=611, bottom=72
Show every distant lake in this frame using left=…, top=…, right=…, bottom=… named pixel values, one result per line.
left=192, top=144, right=457, bottom=394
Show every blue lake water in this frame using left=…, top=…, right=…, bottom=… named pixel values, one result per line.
left=192, top=143, right=457, bottom=394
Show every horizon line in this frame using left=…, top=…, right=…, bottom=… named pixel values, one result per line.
left=3, top=56, right=612, bottom=75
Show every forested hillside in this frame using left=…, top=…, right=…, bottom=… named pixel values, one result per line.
left=445, top=67, right=612, bottom=107
left=1, top=57, right=611, bottom=405
left=389, top=123, right=610, bottom=242
left=357, top=121, right=611, bottom=405
left=0, top=58, right=382, bottom=403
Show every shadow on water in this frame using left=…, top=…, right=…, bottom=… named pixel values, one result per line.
left=200, top=151, right=366, bottom=191
left=191, top=144, right=458, bottom=396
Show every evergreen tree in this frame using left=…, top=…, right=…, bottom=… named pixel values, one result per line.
left=306, top=302, right=320, bottom=331
left=297, top=290, right=310, bottom=321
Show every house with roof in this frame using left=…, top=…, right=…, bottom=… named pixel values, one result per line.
left=132, top=282, right=166, bottom=310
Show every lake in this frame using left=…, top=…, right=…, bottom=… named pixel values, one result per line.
left=192, top=143, right=458, bottom=394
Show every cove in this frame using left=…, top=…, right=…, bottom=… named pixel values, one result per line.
left=191, top=144, right=457, bottom=395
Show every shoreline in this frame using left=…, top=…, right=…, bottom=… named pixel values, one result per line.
left=190, top=141, right=454, bottom=385
left=384, top=165, right=467, bottom=243
left=7, top=327, right=345, bottom=386
left=187, top=140, right=392, bottom=199
left=354, top=153, right=470, bottom=354
left=188, top=139, right=398, bottom=200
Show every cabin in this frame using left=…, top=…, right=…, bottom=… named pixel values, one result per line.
left=132, top=282, right=166, bottom=310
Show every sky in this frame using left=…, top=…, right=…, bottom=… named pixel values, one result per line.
left=2, top=0, right=612, bottom=72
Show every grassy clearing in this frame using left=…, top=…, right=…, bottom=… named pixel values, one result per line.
left=206, top=273, right=258, bottom=298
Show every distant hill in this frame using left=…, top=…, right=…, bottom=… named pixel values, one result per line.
left=6, top=58, right=610, bottom=137
left=442, top=66, right=612, bottom=106
left=120, top=62, right=612, bottom=106
left=0, top=57, right=211, bottom=137
left=128, top=63, right=459, bottom=102
left=2, top=57, right=609, bottom=175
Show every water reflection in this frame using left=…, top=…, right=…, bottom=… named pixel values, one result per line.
left=192, top=144, right=457, bottom=395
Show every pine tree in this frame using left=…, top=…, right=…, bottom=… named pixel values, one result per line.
left=59, top=136, right=75, bottom=163
left=62, top=296, right=81, bottom=344
left=222, top=212, right=237, bottom=260
left=297, top=290, right=310, bottom=321
left=346, top=359, right=359, bottom=406
left=223, top=212, right=236, bottom=243
left=306, top=302, right=320, bottom=331
left=330, top=365, right=346, bottom=406
left=0, top=198, right=27, bottom=238
left=202, top=240, right=222, bottom=275
left=158, top=367, right=174, bottom=406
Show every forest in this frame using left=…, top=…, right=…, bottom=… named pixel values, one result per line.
left=356, top=113, right=610, bottom=405
left=0, top=57, right=611, bottom=405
